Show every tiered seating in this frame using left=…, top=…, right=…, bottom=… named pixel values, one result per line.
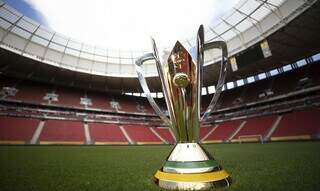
left=54, top=88, right=83, bottom=108
left=203, top=120, right=242, bottom=143
left=218, top=87, right=245, bottom=108
left=143, top=102, right=155, bottom=114
left=2, top=62, right=320, bottom=114
left=232, top=115, right=277, bottom=142
left=87, top=92, right=112, bottom=110
left=200, top=126, right=214, bottom=140
left=210, top=64, right=320, bottom=109
left=39, top=120, right=84, bottom=144
left=0, top=77, right=47, bottom=103
left=123, top=125, right=162, bottom=144
left=89, top=123, right=127, bottom=144
left=12, top=82, right=47, bottom=103
left=0, top=116, right=38, bottom=144
left=271, top=109, right=320, bottom=141
left=119, top=97, right=139, bottom=113
left=135, top=97, right=155, bottom=114
left=243, top=79, right=273, bottom=103
left=272, top=67, right=307, bottom=95
left=154, top=127, right=175, bottom=144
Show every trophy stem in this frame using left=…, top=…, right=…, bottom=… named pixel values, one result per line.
left=154, top=143, right=231, bottom=190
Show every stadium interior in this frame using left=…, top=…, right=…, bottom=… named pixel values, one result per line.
left=0, top=0, right=319, bottom=190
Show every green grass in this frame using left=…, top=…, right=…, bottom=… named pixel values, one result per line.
left=0, top=142, right=319, bottom=191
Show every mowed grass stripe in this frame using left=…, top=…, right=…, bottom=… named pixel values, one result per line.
left=0, top=142, right=319, bottom=191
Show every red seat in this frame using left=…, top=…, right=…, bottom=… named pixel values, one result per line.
left=39, top=120, right=84, bottom=143
left=200, top=126, right=214, bottom=140
left=89, top=123, right=127, bottom=143
left=123, top=125, right=162, bottom=144
left=233, top=115, right=276, bottom=139
left=0, top=116, right=39, bottom=143
left=272, top=109, right=320, bottom=137
left=154, top=127, right=175, bottom=144
left=205, top=120, right=242, bottom=142
left=55, top=88, right=83, bottom=108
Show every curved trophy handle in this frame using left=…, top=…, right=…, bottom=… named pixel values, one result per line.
left=200, top=41, right=228, bottom=122
left=135, top=53, right=172, bottom=127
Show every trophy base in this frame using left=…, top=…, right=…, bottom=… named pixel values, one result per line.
left=154, top=143, right=231, bottom=190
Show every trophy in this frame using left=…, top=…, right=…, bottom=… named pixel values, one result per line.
left=135, top=25, right=231, bottom=190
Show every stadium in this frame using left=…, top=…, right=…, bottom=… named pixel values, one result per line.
left=0, top=0, right=319, bottom=190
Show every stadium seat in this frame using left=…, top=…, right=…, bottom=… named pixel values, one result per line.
left=200, top=126, right=214, bottom=141
left=232, top=115, right=277, bottom=142
left=89, top=123, right=128, bottom=144
left=271, top=109, right=320, bottom=141
left=0, top=116, right=39, bottom=144
left=123, top=125, right=163, bottom=144
left=154, top=127, right=175, bottom=144
left=54, top=87, right=84, bottom=108
left=39, top=120, right=85, bottom=144
left=86, top=92, right=113, bottom=110
left=272, top=67, right=307, bottom=95
left=203, top=120, right=243, bottom=143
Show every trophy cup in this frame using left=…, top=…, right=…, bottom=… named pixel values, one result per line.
left=135, top=25, right=231, bottom=190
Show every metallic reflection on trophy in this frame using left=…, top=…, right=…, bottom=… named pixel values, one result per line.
left=135, top=25, right=231, bottom=190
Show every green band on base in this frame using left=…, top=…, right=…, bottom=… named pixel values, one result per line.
left=164, top=160, right=219, bottom=169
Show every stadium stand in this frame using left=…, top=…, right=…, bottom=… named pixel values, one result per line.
left=39, top=120, right=85, bottom=144
left=13, top=82, right=48, bottom=104
left=232, top=115, right=277, bottom=142
left=0, top=116, right=39, bottom=144
left=0, top=106, right=319, bottom=145
left=86, top=92, right=112, bottom=110
left=271, top=109, right=320, bottom=141
left=89, top=123, right=128, bottom=144
left=1, top=61, right=318, bottom=115
left=0, top=76, right=154, bottom=113
left=200, top=126, right=214, bottom=140
left=203, top=120, right=243, bottom=143
left=153, top=127, right=175, bottom=144
left=54, top=87, right=83, bottom=108
left=119, top=97, right=140, bottom=113
left=272, top=67, right=308, bottom=96
left=123, top=125, right=163, bottom=144
left=242, top=79, right=274, bottom=103
left=1, top=59, right=320, bottom=145
left=213, top=62, right=319, bottom=110
left=217, top=88, right=244, bottom=109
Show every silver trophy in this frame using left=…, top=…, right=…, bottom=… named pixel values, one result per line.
left=135, top=25, right=231, bottom=190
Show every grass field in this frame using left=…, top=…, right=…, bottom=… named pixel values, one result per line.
left=0, top=142, right=319, bottom=191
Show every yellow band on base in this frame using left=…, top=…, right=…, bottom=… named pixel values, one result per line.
left=154, top=169, right=230, bottom=183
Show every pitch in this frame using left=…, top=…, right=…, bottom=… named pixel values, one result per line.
left=0, top=142, right=319, bottom=191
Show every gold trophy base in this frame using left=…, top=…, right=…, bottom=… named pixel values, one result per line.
left=154, top=143, right=231, bottom=190
left=155, top=169, right=231, bottom=190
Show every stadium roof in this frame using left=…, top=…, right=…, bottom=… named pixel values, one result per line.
left=0, top=0, right=319, bottom=95
left=10, top=0, right=239, bottom=51
left=0, top=0, right=314, bottom=78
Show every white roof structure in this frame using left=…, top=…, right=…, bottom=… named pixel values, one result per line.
left=0, top=0, right=316, bottom=77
